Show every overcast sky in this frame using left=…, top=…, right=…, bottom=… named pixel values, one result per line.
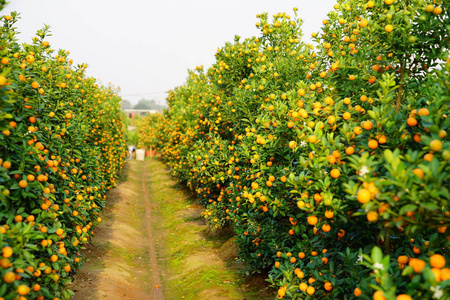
left=4, top=0, right=337, bottom=105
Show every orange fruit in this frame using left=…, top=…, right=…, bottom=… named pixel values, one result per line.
left=430, top=140, right=443, bottom=152
left=357, top=189, right=371, bottom=203
left=418, top=108, right=429, bottom=116
left=440, top=268, right=450, bottom=281
left=385, top=24, right=393, bottom=32
left=412, top=168, right=424, bottom=179
left=354, top=287, right=362, bottom=297
left=406, top=117, right=417, bottom=126
left=324, top=282, right=333, bottom=291
left=367, top=211, right=379, bottom=222
left=330, top=168, right=340, bottom=178
left=368, top=140, right=379, bottom=149
left=3, top=271, right=15, bottom=283
left=397, top=255, right=409, bottom=265
left=430, top=254, right=446, bottom=269
left=306, top=286, right=315, bottom=295
left=17, top=285, right=30, bottom=296
left=425, top=4, right=434, bottom=12
left=378, top=135, right=387, bottom=144
left=307, top=215, right=318, bottom=226
left=409, top=258, right=426, bottom=273
left=322, top=224, right=331, bottom=232
left=299, top=282, right=308, bottom=291
left=18, top=180, right=28, bottom=188
left=431, top=268, right=441, bottom=281
left=346, top=146, right=355, bottom=155
left=396, top=295, right=412, bottom=300
left=362, top=121, right=373, bottom=130
left=373, top=290, right=387, bottom=300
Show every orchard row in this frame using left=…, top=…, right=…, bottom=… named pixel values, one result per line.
left=138, top=0, right=449, bottom=299
left=0, top=9, right=126, bottom=300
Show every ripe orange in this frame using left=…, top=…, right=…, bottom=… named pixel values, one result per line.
left=306, top=286, right=315, bottom=295
left=441, top=268, right=450, bottom=281
left=368, top=140, right=378, bottom=149
left=308, top=135, right=317, bottom=143
left=385, top=24, right=393, bottom=32
left=409, top=258, right=426, bottom=273
left=396, top=295, right=412, bottom=300
left=406, top=117, right=417, bottom=126
left=418, top=108, right=430, bottom=116
left=354, top=287, right=362, bottom=297
left=412, top=168, right=424, bottom=179
left=299, top=282, right=308, bottom=291
left=373, top=290, right=387, bottom=300
left=367, top=211, right=379, bottom=222
left=324, top=282, right=333, bottom=291
left=18, top=180, right=28, bottom=188
left=307, top=215, right=318, bottom=226
left=430, top=254, right=446, bottom=269
left=357, top=189, right=371, bottom=203
left=17, top=285, right=31, bottom=295
left=3, top=271, right=15, bottom=283
left=346, top=146, right=355, bottom=155
left=362, top=121, right=373, bottom=130
left=397, top=255, right=409, bottom=265
left=330, top=168, right=340, bottom=178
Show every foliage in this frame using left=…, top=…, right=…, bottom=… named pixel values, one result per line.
left=0, top=11, right=126, bottom=299
left=139, top=0, right=449, bottom=299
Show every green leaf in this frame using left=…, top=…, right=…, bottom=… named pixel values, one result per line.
left=401, top=266, right=414, bottom=276
left=399, top=204, right=417, bottom=215
left=371, top=246, right=382, bottom=263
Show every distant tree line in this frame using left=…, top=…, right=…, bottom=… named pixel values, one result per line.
left=122, top=99, right=166, bottom=111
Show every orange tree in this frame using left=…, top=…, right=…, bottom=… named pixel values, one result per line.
left=0, top=11, right=126, bottom=300
left=139, top=0, right=448, bottom=299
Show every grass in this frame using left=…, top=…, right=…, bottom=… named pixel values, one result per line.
left=146, top=157, right=273, bottom=300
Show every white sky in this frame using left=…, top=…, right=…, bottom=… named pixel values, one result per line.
left=4, top=0, right=337, bottom=105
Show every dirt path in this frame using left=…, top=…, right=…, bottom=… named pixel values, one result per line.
left=71, top=158, right=272, bottom=300
left=141, top=160, right=164, bottom=300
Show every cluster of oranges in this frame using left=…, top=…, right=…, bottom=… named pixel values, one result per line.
left=0, top=11, right=126, bottom=300
left=140, top=0, right=448, bottom=299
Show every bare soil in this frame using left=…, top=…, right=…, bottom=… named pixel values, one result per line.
left=70, top=158, right=273, bottom=300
